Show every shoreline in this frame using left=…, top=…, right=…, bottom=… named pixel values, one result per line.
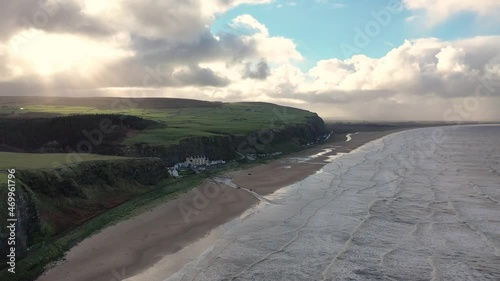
left=36, top=130, right=404, bottom=281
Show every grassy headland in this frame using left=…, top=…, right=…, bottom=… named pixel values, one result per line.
left=1, top=97, right=318, bottom=147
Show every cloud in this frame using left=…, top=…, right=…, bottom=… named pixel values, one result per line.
left=0, top=0, right=112, bottom=40
left=243, top=59, right=271, bottom=80
left=183, top=35, right=500, bottom=121
left=0, top=1, right=285, bottom=90
left=231, top=14, right=269, bottom=36
left=129, top=31, right=258, bottom=66
left=6, top=29, right=132, bottom=78
left=435, top=46, right=467, bottom=73
left=314, top=0, right=345, bottom=8
left=267, top=36, right=500, bottom=120
left=276, top=1, right=298, bottom=8
left=231, top=15, right=302, bottom=63
left=403, top=0, right=500, bottom=26
left=300, top=37, right=500, bottom=99
left=0, top=0, right=499, bottom=121
left=173, top=64, right=230, bottom=87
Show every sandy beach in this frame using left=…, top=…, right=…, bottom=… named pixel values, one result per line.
left=36, top=130, right=401, bottom=281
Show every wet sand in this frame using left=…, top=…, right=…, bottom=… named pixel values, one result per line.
left=36, top=130, right=401, bottom=281
left=229, top=131, right=398, bottom=196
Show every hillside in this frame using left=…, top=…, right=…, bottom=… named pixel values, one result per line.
left=0, top=157, right=174, bottom=281
left=0, top=97, right=326, bottom=163
left=0, top=152, right=127, bottom=170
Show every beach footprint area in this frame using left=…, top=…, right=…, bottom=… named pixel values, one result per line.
left=166, top=126, right=500, bottom=281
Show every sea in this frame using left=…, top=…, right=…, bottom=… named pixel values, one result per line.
left=164, top=125, right=500, bottom=281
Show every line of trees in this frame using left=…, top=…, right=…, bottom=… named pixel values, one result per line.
left=0, top=114, right=161, bottom=154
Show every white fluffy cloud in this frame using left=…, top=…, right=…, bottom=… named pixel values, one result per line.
left=306, top=37, right=500, bottom=99
left=404, top=0, right=500, bottom=26
left=230, top=15, right=303, bottom=63
left=269, top=36, right=500, bottom=120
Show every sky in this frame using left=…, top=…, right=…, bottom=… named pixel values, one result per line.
left=1, top=0, right=500, bottom=121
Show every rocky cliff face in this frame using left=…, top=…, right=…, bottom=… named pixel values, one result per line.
left=124, top=115, right=327, bottom=165
left=0, top=158, right=169, bottom=262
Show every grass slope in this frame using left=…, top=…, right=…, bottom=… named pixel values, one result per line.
left=0, top=152, right=127, bottom=170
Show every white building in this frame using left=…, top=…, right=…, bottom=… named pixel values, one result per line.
left=185, top=156, right=209, bottom=166
left=168, top=169, right=180, bottom=178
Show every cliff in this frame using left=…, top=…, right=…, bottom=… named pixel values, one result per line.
left=0, top=158, right=169, bottom=263
left=124, top=115, right=327, bottom=165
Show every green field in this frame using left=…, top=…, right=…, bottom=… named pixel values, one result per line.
left=0, top=152, right=127, bottom=170
left=18, top=102, right=316, bottom=145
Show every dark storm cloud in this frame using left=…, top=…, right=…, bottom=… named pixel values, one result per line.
left=80, top=57, right=230, bottom=88
left=174, top=65, right=230, bottom=87
left=307, top=89, right=394, bottom=104
left=122, top=0, right=208, bottom=41
left=0, top=60, right=229, bottom=96
left=131, top=31, right=258, bottom=65
left=0, top=0, right=112, bottom=39
left=271, top=89, right=394, bottom=104
left=0, top=53, right=8, bottom=77
left=243, top=59, right=270, bottom=80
